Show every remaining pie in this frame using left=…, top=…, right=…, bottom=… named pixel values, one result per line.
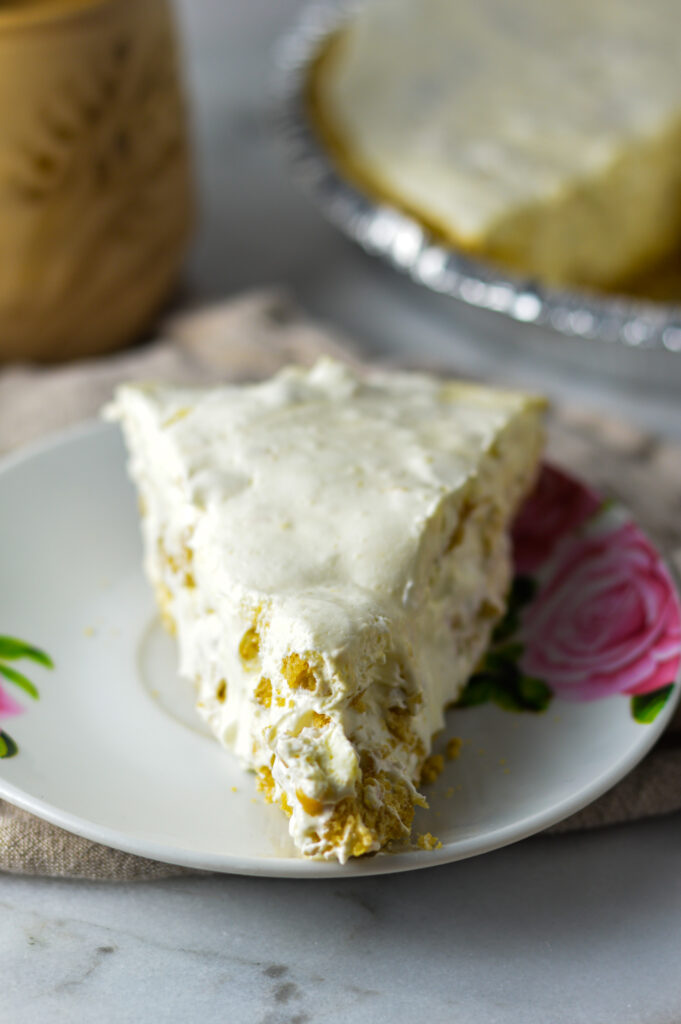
left=107, top=359, right=544, bottom=861
left=307, top=0, right=681, bottom=289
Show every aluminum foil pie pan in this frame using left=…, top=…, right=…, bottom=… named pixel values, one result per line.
left=274, top=4, right=681, bottom=373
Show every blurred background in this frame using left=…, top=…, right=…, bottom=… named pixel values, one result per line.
left=176, top=0, right=681, bottom=430
left=2, top=0, right=679, bottom=430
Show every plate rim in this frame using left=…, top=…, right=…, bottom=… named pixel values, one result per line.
left=0, top=418, right=679, bottom=879
left=274, top=2, right=681, bottom=357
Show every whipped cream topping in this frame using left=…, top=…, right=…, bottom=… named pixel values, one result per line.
left=107, top=359, right=544, bottom=860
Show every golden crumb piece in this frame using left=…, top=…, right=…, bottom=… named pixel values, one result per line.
left=407, top=691, right=423, bottom=711
left=385, top=706, right=413, bottom=743
left=239, top=627, right=260, bottom=662
left=417, top=832, right=443, bottom=851
left=162, top=406, right=191, bottom=429
left=231, top=786, right=238, bottom=793
left=275, top=694, right=286, bottom=708
left=162, top=545, right=179, bottom=574
left=256, top=765, right=276, bottom=802
left=254, top=676, right=272, bottom=709
left=159, top=535, right=195, bottom=586
left=281, top=652, right=317, bottom=691
left=349, top=691, right=367, bottom=712
left=216, top=679, right=227, bottom=703
left=446, top=498, right=473, bottom=552
left=420, top=754, right=445, bottom=785
left=296, top=789, right=325, bottom=816
left=311, top=711, right=330, bottom=728
left=480, top=596, right=502, bottom=618
left=322, top=796, right=377, bottom=857
left=280, top=792, right=293, bottom=817
left=446, top=737, right=462, bottom=761
left=156, top=583, right=176, bottom=635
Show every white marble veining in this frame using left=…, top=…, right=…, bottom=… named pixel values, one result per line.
left=2, top=1, right=681, bottom=1021
left=3, top=816, right=681, bottom=1023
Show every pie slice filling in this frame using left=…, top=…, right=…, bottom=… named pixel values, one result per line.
left=107, top=359, right=544, bottom=862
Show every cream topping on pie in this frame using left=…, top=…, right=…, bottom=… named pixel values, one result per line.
left=107, top=359, right=544, bottom=861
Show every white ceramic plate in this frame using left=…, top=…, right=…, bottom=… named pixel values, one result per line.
left=0, top=422, right=679, bottom=877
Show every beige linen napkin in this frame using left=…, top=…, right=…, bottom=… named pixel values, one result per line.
left=1, top=289, right=680, bottom=879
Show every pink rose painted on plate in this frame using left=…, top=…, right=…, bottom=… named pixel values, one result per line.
left=456, top=466, right=681, bottom=724
left=0, top=684, right=24, bottom=719
left=522, top=522, right=681, bottom=702
left=512, top=464, right=600, bottom=574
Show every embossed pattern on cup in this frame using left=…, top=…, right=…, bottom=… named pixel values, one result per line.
left=0, top=0, right=194, bottom=361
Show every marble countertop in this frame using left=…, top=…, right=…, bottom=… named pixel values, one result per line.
left=4, top=815, right=681, bottom=1023
left=3, top=1, right=681, bottom=1021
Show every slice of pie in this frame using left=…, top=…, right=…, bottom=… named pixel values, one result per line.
left=308, top=0, right=681, bottom=289
left=107, top=359, right=544, bottom=862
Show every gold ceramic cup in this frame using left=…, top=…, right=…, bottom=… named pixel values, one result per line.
left=0, top=0, right=194, bottom=361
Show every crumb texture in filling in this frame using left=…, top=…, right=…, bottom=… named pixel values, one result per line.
left=106, top=359, right=544, bottom=862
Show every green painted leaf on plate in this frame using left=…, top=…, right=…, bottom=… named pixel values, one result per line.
left=0, top=730, right=18, bottom=758
left=491, top=576, right=536, bottom=645
left=516, top=675, right=552, bottom=712
left=454, top=673, right=497, bottom=708
left=0, top=663, right=39, bottom=700
left=0, top=636, right=53, bottom=669
left=455, top=573, right=553, bottom=715
left=631, top=685, right=674, bottom=724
